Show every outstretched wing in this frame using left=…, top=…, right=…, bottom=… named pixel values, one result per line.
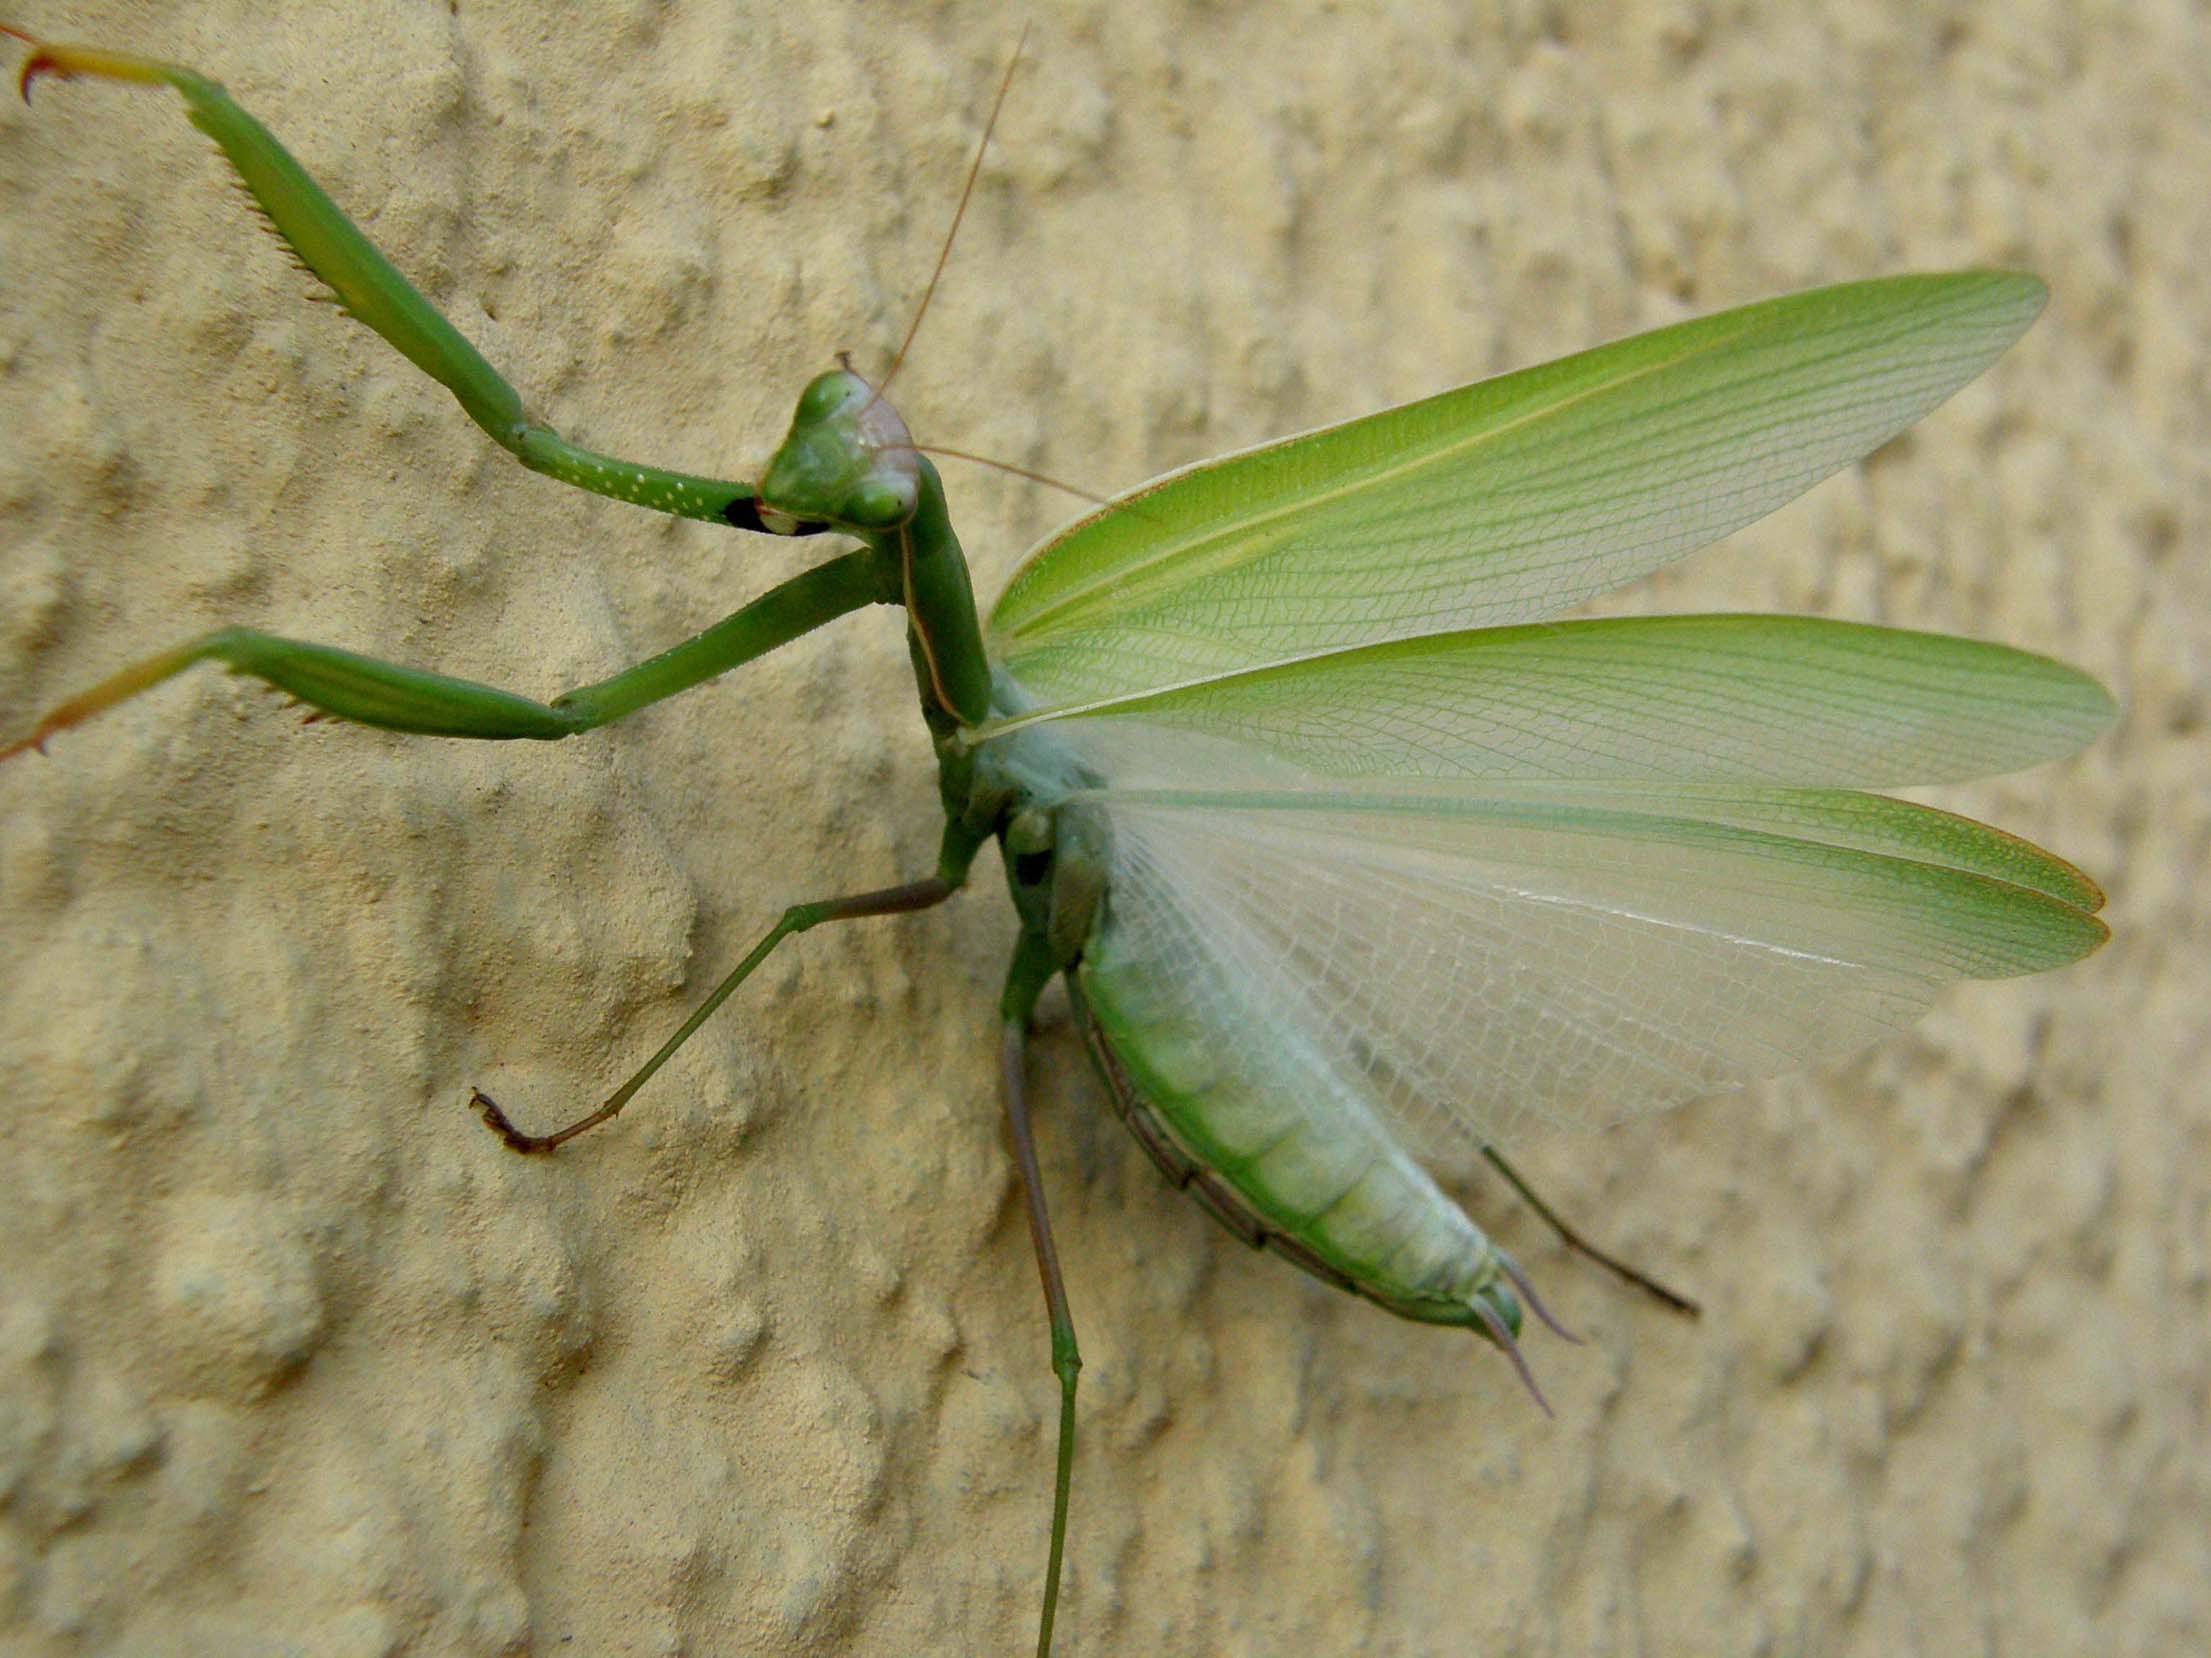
left=983, top=270, right=2106, bottom=1158
left=971, top=613, right=2116, bottom=790
left=1078, top=785, right=2104, bottom=1158
left=1000, top=614, right=2110, bottom=1154
left=989, top=273, right=2044, bottom=711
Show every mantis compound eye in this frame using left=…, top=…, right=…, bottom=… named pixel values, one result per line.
left=844, top=473, right=920, bottom=529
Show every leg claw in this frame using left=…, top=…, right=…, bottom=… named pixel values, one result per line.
left=469, top=1087, right=556, bottom=1155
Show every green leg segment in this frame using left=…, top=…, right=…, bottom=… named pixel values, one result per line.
left=2, top=548, right=890, bottom=760
left=473, top=862, right=966, bottom=1152
left=8, top=30, right=770, bottom=529
left=1479, top=1145, right=1701, bottom=1319
left=1000, top=935, right=1081, bottom=1658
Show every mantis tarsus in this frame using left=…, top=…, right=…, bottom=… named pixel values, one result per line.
left=0, top=26, right=2114, bottom=1655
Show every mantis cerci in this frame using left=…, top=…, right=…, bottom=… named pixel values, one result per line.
left=0, top=23, right=2115, bottom=1657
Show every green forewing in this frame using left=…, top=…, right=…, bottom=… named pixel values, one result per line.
left=979, top=614, right=2115, bottom=787
left=989, top=273, right=2046, bottom=709
left=1582, top=787, right=2105, bottom=912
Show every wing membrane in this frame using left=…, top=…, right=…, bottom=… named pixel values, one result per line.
left=979, top=614, right=2115, bottom=788
left=1083, top=787, right=2104, bottom=1155
left=991, top=273, right=2045, bottom=708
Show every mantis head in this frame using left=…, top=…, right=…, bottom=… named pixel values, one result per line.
left=756, top=369, right=921, bottom=536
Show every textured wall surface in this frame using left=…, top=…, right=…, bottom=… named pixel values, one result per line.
left=2, top=3, right=2205, bottom=1654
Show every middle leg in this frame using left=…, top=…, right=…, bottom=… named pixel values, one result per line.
left=474, top=868, right=964, bottom=1153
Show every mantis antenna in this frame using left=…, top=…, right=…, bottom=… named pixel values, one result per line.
left=877, top=25, right=1031, bottom=400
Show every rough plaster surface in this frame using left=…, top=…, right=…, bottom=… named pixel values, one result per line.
left=1, top=3, right=2205, bottom=1653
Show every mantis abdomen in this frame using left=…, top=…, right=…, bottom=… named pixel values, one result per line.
left=1074, top=932, right=1530, bottom=1348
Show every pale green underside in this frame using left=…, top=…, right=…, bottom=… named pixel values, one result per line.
left=1079, top=942, right=1492, bottom=1310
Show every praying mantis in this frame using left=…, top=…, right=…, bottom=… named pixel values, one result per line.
left=0, top=18, right=2115, bottom=1657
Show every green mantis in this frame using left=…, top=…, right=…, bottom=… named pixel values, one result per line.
left=0, top=24, right=2114, bottom=1657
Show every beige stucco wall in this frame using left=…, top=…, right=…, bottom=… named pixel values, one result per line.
left=2, top=3, right=2204, bottom=1653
